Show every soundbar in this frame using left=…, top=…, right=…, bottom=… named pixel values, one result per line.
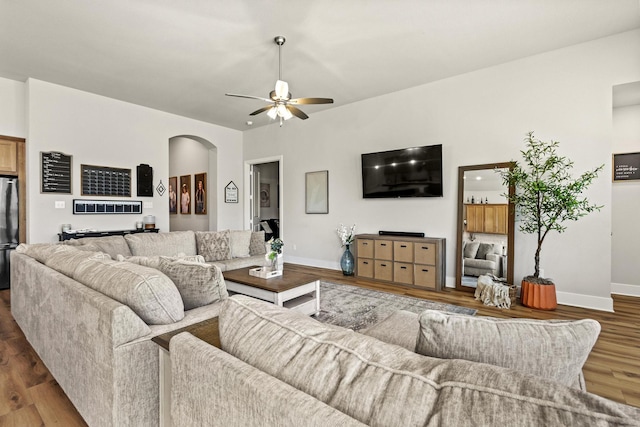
left=379, top=231, right=425, bottom=238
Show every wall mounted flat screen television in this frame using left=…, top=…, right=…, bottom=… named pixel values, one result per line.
left=361, top=144, right=443, bottom=198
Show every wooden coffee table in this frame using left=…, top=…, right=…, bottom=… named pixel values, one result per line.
left=223, top=266, right=321, bottom=316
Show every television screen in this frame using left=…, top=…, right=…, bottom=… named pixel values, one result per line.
left=361, top=144, right=443, bottom=198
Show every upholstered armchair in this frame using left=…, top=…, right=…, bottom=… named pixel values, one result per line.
left=463, top=241, right=503, bottom=277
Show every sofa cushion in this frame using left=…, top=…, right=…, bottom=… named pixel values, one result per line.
left=195, top=230, right=231, bottom=262
left=116, top=254, right=205, bottom=269
left=65, top=235, right=132, bottom=258
left=249, top=230, right=266, bottom=256
left=44, top=246, right=112, bottom=277
left=463, top=241, right=479, bottom=259
left=73, top=258, right=185, bottom=324
left=157, top=257, right=228, bottom=310
left=416, top=310, right=600, bottom=388
left=463, top=258, right=496, bottom=269
left=229, top=230, right=252, bottom=258
left=16, top=243, right=71, bottom=264
left=124, top=231, right=196, bottom=257
left=219, top=296, right=638, bottom=426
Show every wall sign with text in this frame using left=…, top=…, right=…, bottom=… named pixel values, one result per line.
left=613, top=152, right=640, bottom=181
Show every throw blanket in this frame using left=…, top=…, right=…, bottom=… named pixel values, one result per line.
left=474, top=275, right=512, bottom=309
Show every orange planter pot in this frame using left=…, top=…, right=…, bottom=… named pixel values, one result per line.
left=520, top=280, right=557, bottom=310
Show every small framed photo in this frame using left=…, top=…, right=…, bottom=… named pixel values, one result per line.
left=168, top=176, right=178, bottom=214
left=305, top=170, right=329, bottom=214
left=179, top=175, right=191, bottom=214
left=194, top=172, right=207, bottom=214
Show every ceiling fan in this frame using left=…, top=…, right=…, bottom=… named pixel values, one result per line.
left=225, top=36, right=334, bottom=126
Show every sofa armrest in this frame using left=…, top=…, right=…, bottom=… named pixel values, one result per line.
left=486, top=253, right=500, bottom=263
left=170, top=332, right=366, bottom=427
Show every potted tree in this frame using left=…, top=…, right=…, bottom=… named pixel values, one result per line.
left=499, top=132, right=603, bottom=310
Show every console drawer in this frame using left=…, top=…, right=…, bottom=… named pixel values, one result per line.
left=357, top=239, right=374, bottom=259
left=357, top=258, right=374, bottom=278
left=375, top=240, right=393, bottom=260
left=394, top=241, right=413, bottom=263
left=374, top=260, right=393, bottom=281
left=414, top=265, right=436, bottom=289
left=414, top=243, right=436, bottom=265
left=394, top=262, right=414, bottom=285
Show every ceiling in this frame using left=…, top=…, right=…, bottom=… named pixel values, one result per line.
left=1, top=1, right=639, bottom=131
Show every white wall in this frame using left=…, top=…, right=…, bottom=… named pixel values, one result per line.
left=244, top=29, right=640, bottom=311
left=612, top=103, right=640, bottom=296
left=169, top=136, right=214, bottom=231
left=25, top=79, right=243, bottom=243
left=0, top=77, right=26, bottom=138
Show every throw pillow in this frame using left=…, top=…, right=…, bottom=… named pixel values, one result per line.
left=157, top=257, right=228, bottom=310
left=415, top=310, right=601, bottom=388
left=463, top=241, right=479, bottom=259
left=249, top=230, right=266, bottom=256
left=195, top=230, right=231, bottom=262
left=475, top=243, right=494, bottom=259
left=229, top=230, right=251, bottom=258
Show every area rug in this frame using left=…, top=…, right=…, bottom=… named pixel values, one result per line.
left=313, top=281, right=476, bottom=331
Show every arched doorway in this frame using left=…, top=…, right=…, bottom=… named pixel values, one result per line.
left=169, top=135, right=217, bottom=231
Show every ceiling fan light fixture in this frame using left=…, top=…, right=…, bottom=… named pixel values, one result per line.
left=275, top=80, right=289, bottom=99
left=266, top=107, right=278, bottom=120
left=277, top=104, right=293, bottom=120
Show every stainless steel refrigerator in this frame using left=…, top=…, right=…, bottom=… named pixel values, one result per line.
left=0, top=176, right=19, bottom=289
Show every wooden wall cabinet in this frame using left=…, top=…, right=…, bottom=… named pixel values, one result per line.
left=0, top=139, right=18, bottom=174
left=354, top=234, right=446, bottom=291
left=465, top=204, right=508, bottom=234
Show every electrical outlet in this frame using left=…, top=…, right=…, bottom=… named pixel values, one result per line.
left=55, top=201, right=65, bottom=209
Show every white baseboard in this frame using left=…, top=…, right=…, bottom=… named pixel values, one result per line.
left=611, top=282, right=640, bottom=297
left=285, top=255, right=340, bottom=271
left=556, top=291, right=614, bottom=312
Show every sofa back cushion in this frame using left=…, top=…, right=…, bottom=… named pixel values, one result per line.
left=73, top=258, right=185, bottom=324
left=462, top=241, right=479, bottom=258
left=416, top=310, right=600, bottom=388
left=116, top=254, right=205, bottom=269
left=195, top=230, right=231, bottom=262
left=65, top=235, right=132, bottom=258
left=16, top=243, right=74, bottom=264
left=44, top=246, right=112, bottom=277
left=229, top=230, right=252, bottom=258
left=157, top=257, right=228, bottom=310
left=124, top=231, right=196, bottom=257
left=219, top=296, right=637, bottom=426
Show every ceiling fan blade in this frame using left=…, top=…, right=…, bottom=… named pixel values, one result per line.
left=225, top=93, right=272, bottom=103
left=287, top=105, right=309, bottom=120
left=289, top=97, right=334, bottom=105
left=249, top=105, right=275, bottom=116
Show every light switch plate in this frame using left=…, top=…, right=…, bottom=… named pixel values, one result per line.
left=55, top=201, right=65, bottom=209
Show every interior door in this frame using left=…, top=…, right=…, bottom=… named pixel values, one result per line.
left=250, top=164, right=261, bottom=232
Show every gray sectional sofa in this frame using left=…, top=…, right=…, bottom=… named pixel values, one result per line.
left=10, top=229, right=266, bottom=427
left=171, top=296, right=640, bottom=427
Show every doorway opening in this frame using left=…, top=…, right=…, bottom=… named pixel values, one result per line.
left=245, top=156, right=283, bottom=242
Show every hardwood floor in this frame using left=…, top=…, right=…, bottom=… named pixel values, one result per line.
left=1, top=264, right=638, bottom=425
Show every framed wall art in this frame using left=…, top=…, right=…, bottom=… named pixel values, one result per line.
left=194, top=172, right=207, bottom=214
left=613, top=152, right=640, bottom=181
left=179, top=175, right=191, bottom=214
left=168, top=176, right=178, bottom=214
left=305, top=170, right=329, bottom=214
